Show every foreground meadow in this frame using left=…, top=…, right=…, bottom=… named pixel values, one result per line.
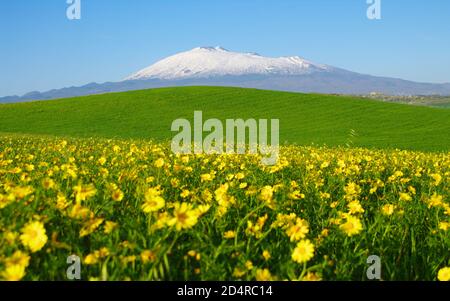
left=0, top=135, right=449, bottom=281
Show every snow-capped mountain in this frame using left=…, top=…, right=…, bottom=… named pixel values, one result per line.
left=126, top=46, right=332, bottom=80
left=2, top=46, right=450, bottom=103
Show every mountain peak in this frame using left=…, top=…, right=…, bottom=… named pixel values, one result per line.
left=126, top=47, right=330, bottom=81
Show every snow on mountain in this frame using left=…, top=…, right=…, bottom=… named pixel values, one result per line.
left=125, top=46, right=332, bottom=80
left=3, top=47, right=450, bottom=103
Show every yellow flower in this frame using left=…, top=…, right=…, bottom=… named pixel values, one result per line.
left=438, top=267, right=450, bottom=281
left=430, top=173, right=442, bottom=186
left=214, top=184, right=235, bottom=216
left=104, top=221, right=118, bottom=234
left=330, top=201, right=339, bottom=209
left=111, top=189, right=124, bottom=202
left=255, top=269, right=272, bottom=281
left=347, top=200, right=365, bottom=214
left=154, top=158, right=165, bottom=168
left=20, top=221, right=48, bottom=253
left=286, top=218, right=309, bottom=242
left=201, top=173, right=213, bottom=182
left=428, top=193, right=444, bottom=208
left=292, top=239, right=315, bottom=264
left=202, top=189, right=213, bottom=202
left=73, top=183, right=97, bottom=203
left=180, top=189, right=190, bottom=198
left=168, top=202, right=199, bottom=231
left=344, top=182, right=361, bottom=200
left=438, top=222, right=450, bottom=231
left=239, top=182, right=248, bottom=189
left=339, top=216, right=363, bottom=237
left=381, top=204, right=395, bottom=216
left=69, top=203, right=93, bottom=220
left=320, top=192, right=331, bottom=199
left=121, top=255, right=137, bottom=265
left=56, top=193, right=70, bottom=210
left=233, top=268, right=246, bottom=278
left=194, top=204, right=211, bottom=216
left=84, top=253, right=99, bottom=265
left=407, top=186, right=416, bottom=195
left=142, top=187, right=165, bottom=213
left=84, top=248, right=110, bottom=265
left=259, top=186, right=274, bottom=202
left=2, top=250, right=30, bottom=280
left=289, top=190, right=305, bottom=200
left=151, top=212, right=170, bottom=230
left=224, top=230, right=236, bottom=239
left=259, top=186, right=276, bottom=209
left=11, top=186, right=34, bottom=200
left=141, top=250, right=156, bottom=264
left=4, top=251, right=30, bottom=268
left=301, top=272, right=322, bottom=281
left=4, top=231, right=18, bottom=245
left=79, top=218, right=104, bottom=237
left=0, top=194, right=12, bottom=209
left=98, top=157, right=107, bottom=165
left=1, top=265, right=27, bottom=281
left=245, top=260, right=253, bottom=270
left=320, top=228, right=329, bottom=238
left=214, top=184, right=230, bottom=204
left=262, top=250, right=271, bottom=261
left=235, top=172, right=245, bottom=180
left=399, top=193, right=412, bottom=202
left=42, top=178, right=55, bottom=190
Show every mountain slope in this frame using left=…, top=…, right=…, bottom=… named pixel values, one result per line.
left=2, top=47, right=450, bottom=103
left=0, top=86, right=449, bottom=151
left=126, top=46, right=332, bottom=80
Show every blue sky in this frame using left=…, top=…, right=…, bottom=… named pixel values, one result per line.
left=0, top=0, right=449, bottom=97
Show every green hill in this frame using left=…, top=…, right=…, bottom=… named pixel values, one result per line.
left=1, top=86, right=449, bottom=151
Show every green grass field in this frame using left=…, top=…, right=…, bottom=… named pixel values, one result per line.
left=0, top=86, right=449, bottom=151
left=1, top=87, right=449, bottom=281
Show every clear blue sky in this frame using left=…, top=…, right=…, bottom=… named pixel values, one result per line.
left=1, top=0, right=449, bottom=97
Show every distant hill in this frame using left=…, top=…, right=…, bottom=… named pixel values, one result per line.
left=2, top=47, right=450, bottom=103
left=0, top=86, right=449, bottom=151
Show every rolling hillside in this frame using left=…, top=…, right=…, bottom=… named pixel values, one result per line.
left=0, top=86, right=449, bottom=151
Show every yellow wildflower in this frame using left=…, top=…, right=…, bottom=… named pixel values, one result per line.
left=141, top=250, right=156, bottom=264
left=79, top=218, right=104, bottom=237
left=438, top=267, right=450, bottom=281
left=292, top=239, right=315, bottom=264
left=339, top=216, right=363, bottom=237
left=286, top=218, right=309, bottom=242
left=399, top=192, right=412, bottom=202
left=224, top=230, right=236, bottom=239
left=111, top=189, right=124, bottom=202
left=256, top=269, right=272, bottom=281
left=262, top=250, right=271, bottom=261
left=20, top=221, right=48, bottom=253
left=381, top=204, right=395, bottom=216
left=104, top=221, right=118, bottom=234
left=168, top=202, right=199, bottom=231
left=142, top=187, right=165, bottom=213
left=73, top=183, right=97, bottom=203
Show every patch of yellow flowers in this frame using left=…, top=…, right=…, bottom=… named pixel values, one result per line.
left=0, top=135, right=449, bottom=281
